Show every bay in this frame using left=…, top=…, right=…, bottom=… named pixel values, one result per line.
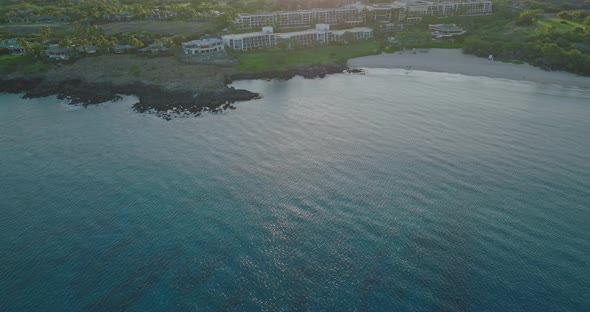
left=1, top=69, right=589, bottom=311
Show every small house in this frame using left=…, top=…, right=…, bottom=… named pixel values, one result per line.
left=139, top=43, right=169, bottom=53
left=77, top=45, right=97, bottom=54
left=112, top=44, right=135, bottom=54
left=46, top=44, right=72, bottom=60
left=0, top=38, right=26, bottom=55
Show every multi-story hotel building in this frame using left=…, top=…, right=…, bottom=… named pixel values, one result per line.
left=233, top=1, right=492, bottom=29
left=235, top=13, right=277, bottom=29
left=222, top=24, right=373, bottom=52
left=182, top=38, right=225, bottom=55
left=406, top=0, right=493, bottom=18
left=222, top=27, right=277, bottom=51
left=233, top=7, right=361, bottom=29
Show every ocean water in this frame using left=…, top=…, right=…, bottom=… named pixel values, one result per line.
left=1, top=69, right=589, bottom=311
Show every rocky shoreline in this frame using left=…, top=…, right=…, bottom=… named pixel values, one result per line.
left=0, top=77, right=260, bottom=119
left=1, top=63, right=358, bottom=119
left=225, top=64, right=352, bottom=83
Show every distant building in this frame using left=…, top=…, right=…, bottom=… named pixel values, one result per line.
left=0, top=38, right=26, bottom=55
left=362, top=3, right=407, bottom=23
left=406, top=1, right=492, bottom=18
left=233, top=7, right=360, bottom=29
left=112, top=44, right=135, bottom=54
left=429, top=24, right=466, bottom=38
left=222, top=24, right=373, bottom=52
left=234, top=13, right=276, bottom=29
left=139, top=43, right=169, bottom=53
left=46, top=44, right=72, bottom=60
left=103, top=11, right=134, bottom=21
left=146, top=9, right=177, bottom=20
left=77, top=45, right=97, bottom=54
left=222, top=27, right=276, bottom=51
left=182, top=38, right=224, bottom=56
left=232, top=1, right=492, bottom=29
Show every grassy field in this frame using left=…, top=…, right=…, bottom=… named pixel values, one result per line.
left=537, top=17, right=586, bottom=32
left=0, top=54, right=48, bottom=74
left=0, top=23, right=74, bottom=37
left=100, top=20, right=214, bottom=35
left=234, top=41, right=383, bottom=71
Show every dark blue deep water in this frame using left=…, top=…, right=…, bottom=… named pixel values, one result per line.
left=1, top=70, right=589, bottom=311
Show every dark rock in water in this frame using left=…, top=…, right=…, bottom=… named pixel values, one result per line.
left=346, top=68, right=364, bottom=74
left=1, top=76, right=259, bottom=119
left=225, top=64, right=348, bottom=83
left=2, top=64, right=348, bottom=119
left=131, top=85, right=259, bottom=116
left=22, top=79, right=122, bottom=106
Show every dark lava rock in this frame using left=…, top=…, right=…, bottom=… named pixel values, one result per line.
left=131, top=86, right=259, bottom=115
left=1, top=76, right=259, bottom=118
left=225, top=64, right=348, bottom=83
left=346, top=68, right=364, bottom=74
left=22, top=79, right=122, bottom=106
left=0, top=77, right=43, bottom=94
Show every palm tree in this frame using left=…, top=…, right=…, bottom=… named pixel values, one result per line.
left=96, top=35, right=111, bottom=53
left=37, top=27, right=52, bottom=43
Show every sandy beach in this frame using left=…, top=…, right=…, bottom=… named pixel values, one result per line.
left=349, top=49, right=590, bottom=88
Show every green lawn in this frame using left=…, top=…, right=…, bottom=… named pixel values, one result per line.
left=537, top=18, right=586, bottom=32
left=100, top=20, right=214, bottom=35
left=234, top=41, right=383, bottom=71
left=0, top=54, right=33, bottom=66
left=0, top=54, right=48, bottom=74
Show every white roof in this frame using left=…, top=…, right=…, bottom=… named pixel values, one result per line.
left=331, top=27, right=373, bottom=35
left=223, top=26, right=372, bottom=41
left=275, top=29, right=322, bottom=39
left=222, top=31, right=272, bottom=40
left=238, top=12, right=275, bottom=17
left=182, top=38, right=222, bottom=47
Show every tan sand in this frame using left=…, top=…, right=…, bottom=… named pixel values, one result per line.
left=348, top=49, right=590, bottom=88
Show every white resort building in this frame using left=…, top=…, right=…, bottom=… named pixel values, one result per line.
left=232, top=1, right=492, bottom=29
left=222, top=24, right=373, bottom=52
left=222, top=27, right=276, bottom=52
left=429, top=24, right=466, bottom=38
left=406, top=0, right=493, bottom=18
left=182, top=38, right=225, bottom=55
left=234, top=7, right=361, bottom=29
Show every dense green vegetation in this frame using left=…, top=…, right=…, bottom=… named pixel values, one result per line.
left=0, top=0, right=229, bottom=26
left=2, top=0, right=590, bottom=76
left=524, top=0, right=590, bottom=13
left=233, top=41, right=382, bottom=71
left=416, top=2, right=590, bottom=75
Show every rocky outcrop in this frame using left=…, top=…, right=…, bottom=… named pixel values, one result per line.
left=132, top=86, right=260, bottom=120
left=1, top=63, right=359, bottom=120
left=22, top=79, right=122, bottom=105
left=1, top=77, right=259, bottom=119
left=0, top=77, right=44, bottom=94
left=225, top=64, right=349, bottom=83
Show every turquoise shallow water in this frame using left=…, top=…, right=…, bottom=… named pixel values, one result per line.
left=1, top=69, right=589, bottom=311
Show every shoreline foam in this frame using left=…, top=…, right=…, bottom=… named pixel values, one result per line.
left=348, top=49, right=590, bottom=89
